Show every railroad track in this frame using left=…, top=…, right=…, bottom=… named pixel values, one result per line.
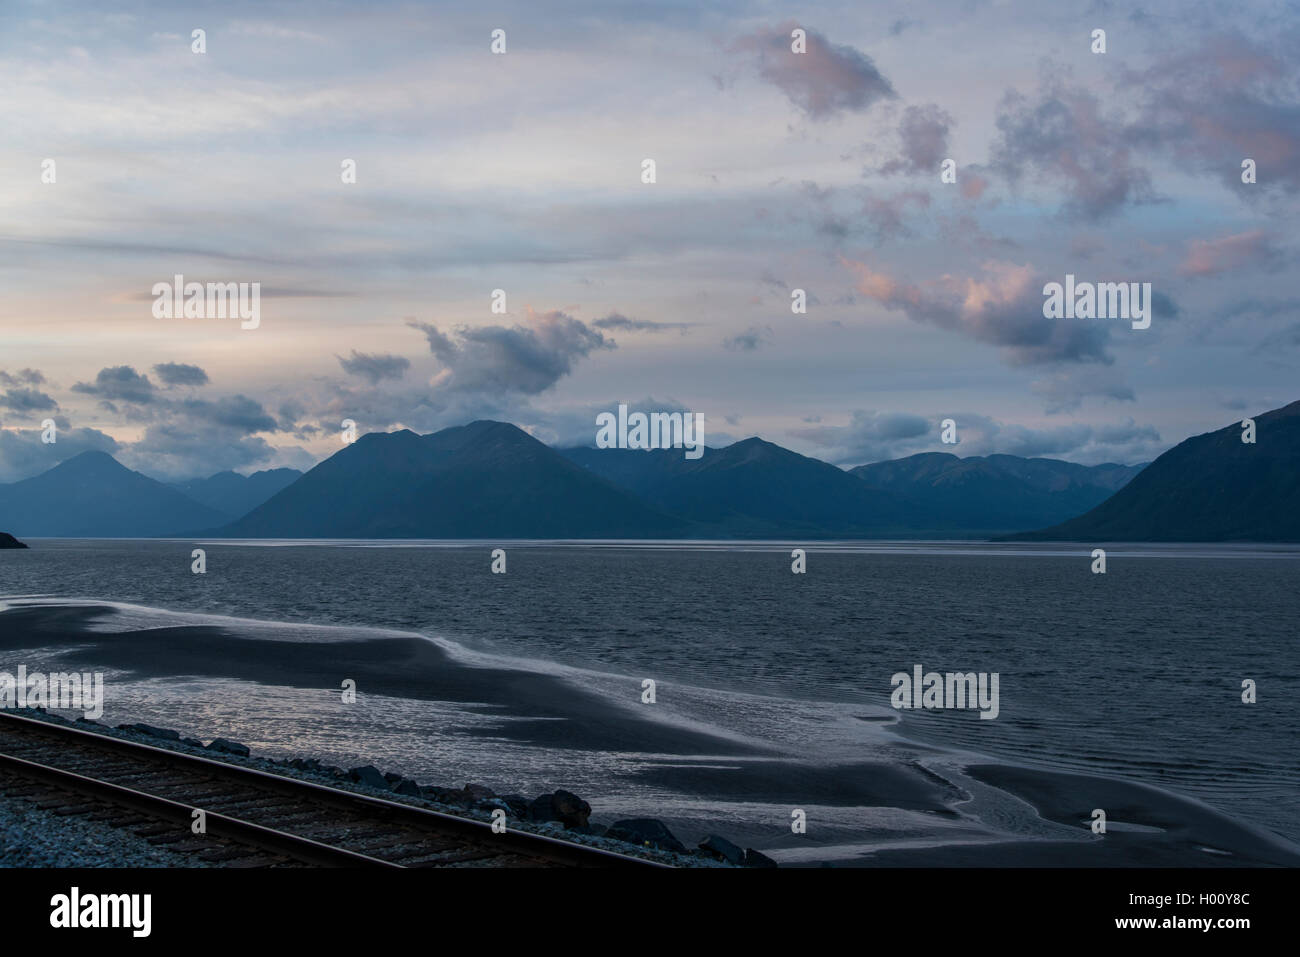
left=0, top=711, right=666, bottom=868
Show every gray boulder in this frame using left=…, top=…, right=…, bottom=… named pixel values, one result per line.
left=606, top=818, right=687, bottom=853
left=348, top=765, right=389, bottom=789
left=698, top=834, right=746, bottom=865
left=118, top=723, right=180, bottom=740
left=205, top=737, right=250, bottom=757
left=391, top=778, right=422, bottom=797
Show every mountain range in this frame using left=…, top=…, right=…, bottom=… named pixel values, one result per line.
left=2, top=400, right=1294, bottom=541
left=170, top=468, right=301, bottom=519
left=0, top=452, right=297, bottom=538
left=849, top=452, right=1144, bottom=536
left=1005, top=399, right=1300, bottom=542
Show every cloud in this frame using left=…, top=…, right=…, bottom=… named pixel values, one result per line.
left=792, top=409, right=1161, bottom=467
left=0, top=388, right=59, bottom=413
left=861, top=189, right=931, bottom=239
left=990, top=77, right=1155, bottom=220
left=1126, top=33, right=1300, bottom=193
left=844, top=258, right=1113, bottom=365
left=152, top=362, right=210, bottom=387
left=592, top=313, right=694, bottom=334
left=0, top=369, right=46, bottom=387
left=125, top=426, right=277, bottom=480
left=1030, top=366, right=1136, bottom=414
left=1179, top=229, right=1284, bottom=277
left=734, top=22, right=895, bottom=119
left=71, top=366, right=156, bottom=403
left=337, top=350, right=411, bottom=384
left=723, top=326, right=773, bottom=352
left=175, top=395, right=278, bottom=433
left=122, top=395, right=280, bottom=479
left=879, top=104, right=953, bottom=175
left=408, top=308, right=613, bottom=396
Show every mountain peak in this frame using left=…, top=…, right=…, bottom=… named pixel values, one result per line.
left=50, top=449, right=129, bottom=475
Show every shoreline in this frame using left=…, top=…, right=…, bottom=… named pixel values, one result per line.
left=1, top=598, right=1297, bottom=868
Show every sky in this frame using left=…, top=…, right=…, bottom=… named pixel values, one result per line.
left=1, top=0, right=1297, bottom=481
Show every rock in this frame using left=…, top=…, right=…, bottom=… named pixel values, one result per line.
left=0, top=532, right=28, bottom=549
left=348, top=765, right=389, bottom=790
left=75, top=718, right=103, bottom=727
left=204, top=737, right=249, bottom=756
left=497, top=794, right=531, bottom=818
left=551, top=789, right=591, bottom=829
left=744, top=848, right=778, bottom=868
left=463, top=783, right=496, bottom=802
left=420, top=785, right=462, bottom=804
left=118, top=723, right=180, bottom=741
left=529, top=793, right=558, bottom=823
left=391, top=778, right=421, bottom=797
left=384, top=771, right=403, bottom=784
left=698, top=834, right=746, bottom=865
left=605, top=819, right=687, bottom=853
left=181, top=737, right=203, bottom=748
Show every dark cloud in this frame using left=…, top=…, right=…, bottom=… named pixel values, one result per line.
left=0, top=387, right=58, bottom=413
left=123, top=394, right=281, bottom=478
left=0, top=369, right=46, bottom=387
left=408, top=309, right=613, bottom=396
left=592, top=313, right=694, bottom=334
left=176, top=395, right=278, bottom=433
left=337, top=350, right=411, bottom=384
left=71, top=366, right=156, bottom=403
left=152, top=362, right=210, bottom=387
left=879, top=104, right=953, bottom=175
left=734, top=22, right=895, bottom=119
left=990, top=78, right=1156, bottom=220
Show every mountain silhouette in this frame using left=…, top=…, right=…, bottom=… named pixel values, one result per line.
left=1005, top=400, right=1300, bottom=541
left=850, top=452, right=1144, bottom=535
left=561, top=438, right=924, bottom=537
left=214, top=421, right=687, bottom=538
left=171, top=467, right=302, bottom=521
left=0, top=451, right=228, bottom=537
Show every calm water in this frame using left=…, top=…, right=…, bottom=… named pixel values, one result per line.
left=2, top=539, right=1297, bottom=860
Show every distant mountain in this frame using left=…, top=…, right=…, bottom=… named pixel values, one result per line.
left=0, top=532, right=27, bottom=549
left=1005, top=400, right=1300, bottom=542
left=559, top=439, right=924, bottom=537
left=849, top=452, right=1145, bottom=535
left=171, top=468, right=302, bottom=521
left=0, top=451, right=229, bottom=538
left=215, top=421, right=688, bottom=538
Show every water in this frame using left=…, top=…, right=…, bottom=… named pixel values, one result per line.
left=2, top=539, right=1297, bottom=864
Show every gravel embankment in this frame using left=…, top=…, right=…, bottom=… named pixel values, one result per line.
left=0, top=789, right=214, bottom=868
